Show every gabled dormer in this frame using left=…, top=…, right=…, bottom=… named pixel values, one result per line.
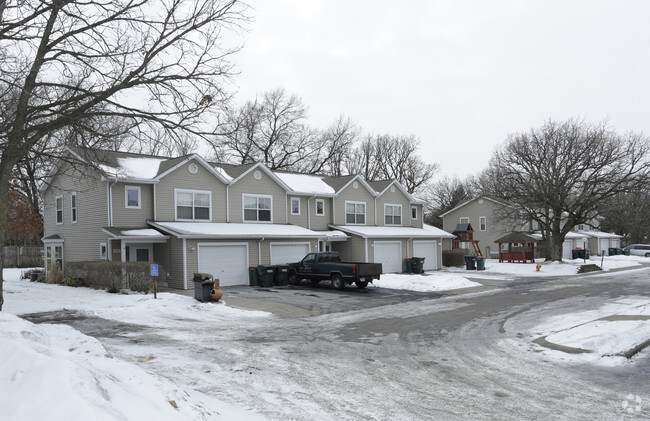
left=322, top=175, right=377, bottom=226
left=368, top=179, right=426, bottom=228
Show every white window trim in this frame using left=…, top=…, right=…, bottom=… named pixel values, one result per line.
left=99, top=242, right=107, bottom=259
left=460, top=217, right=469, bottom=224
left=345, top=200, right=366, bottom=225
left=174, top=188, right=212, bottom=221
left=479, top=216, right=486, bottom=231
left=290, top=197, right=301, bottom=215
left=315, top=198, right=325, bottom=216
left=55, top=195, right=63, bottom=225
left=384, top=203, right=403, bottom=226
left=411, top=205, right=417, bottom=220
left=125, top=185, right=141, bottom=209
left=70, top=192, right=77, bottom=224
left=242, top=193, right=273, bottom=223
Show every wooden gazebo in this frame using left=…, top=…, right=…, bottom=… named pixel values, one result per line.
left=495, top=232, right=538, bottom=263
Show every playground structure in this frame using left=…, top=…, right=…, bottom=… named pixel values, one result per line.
left=451, top=223, right=483, bottom=258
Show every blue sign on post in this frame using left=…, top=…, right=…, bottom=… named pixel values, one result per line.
left=150, top=264, right=159, bottom=277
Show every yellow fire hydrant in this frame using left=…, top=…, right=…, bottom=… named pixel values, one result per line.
left=536, top=264, right=541, bottom=272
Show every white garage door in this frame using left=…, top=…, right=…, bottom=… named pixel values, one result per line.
left=413, top=241, right=438, bottom=270
left=270, top=243, right=310, bottom=264
left=599, top=239, right=609, bottom=255
left=562, top=240, right=573, bottom=260
left=198, top=243, right=248, bottom=287
left=374, top=241, right=402, bottom=273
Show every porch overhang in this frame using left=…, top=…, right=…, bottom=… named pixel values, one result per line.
left=102, top=227, right=170, bottom=243
left=147, top=221, right=328, bottom=240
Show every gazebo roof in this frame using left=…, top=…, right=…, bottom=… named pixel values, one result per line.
left=495, top=232, right=539, bottom=243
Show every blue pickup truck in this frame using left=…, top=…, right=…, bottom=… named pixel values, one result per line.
left=287, top=252, right=382, bottom=290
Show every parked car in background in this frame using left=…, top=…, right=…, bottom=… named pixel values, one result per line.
left=624, top=244, right=650, bottom=257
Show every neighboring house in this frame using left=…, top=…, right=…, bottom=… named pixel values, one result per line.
left=440, top=196, right=522, bottom=258
left=41, top=148, right=452, bottom=289
left=440, top=196, right=622, bottom=259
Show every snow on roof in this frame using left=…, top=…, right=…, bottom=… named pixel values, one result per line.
left=120, top=229, right=166, bottom=237
left=100, top=157, right=166, bottom=180
left=332, top=225, right=455, bottom=239
left=576, top=230, right=623, bottom=239
left=529, top=231, right=589, bottom=240
left=274, top=172, right=336, bottom=195
left=313, top=230, right=349, bottom=241
left=213, top=166, right=233, bottom=182
left=423, top=223, right=457, bottom=238
left=152, top=222, right=327, bottom=238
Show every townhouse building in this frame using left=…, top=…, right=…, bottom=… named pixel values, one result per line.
left=42, top=148, right=453, bottom=289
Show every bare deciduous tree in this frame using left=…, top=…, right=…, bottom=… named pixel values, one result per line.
left=422, top=176, right=474, bottom=227
left=0, top=0, right=248, bottom=310
left=484, top=119, right=650, bottom=261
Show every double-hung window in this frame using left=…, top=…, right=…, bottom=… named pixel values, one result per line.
left=384, top=204, right=402, bottom=225
left=345, top=201, right=365, bottom=225
left=480, top=216, right=486, bottom=231
left=315, top=199, right=325, bottom=216
left=71, top=192, right=77, bottom=223
left=55, top=195, right=63, bottom=224
left=176, top=190, right=211, bottom=221
left=125, top=186, right=141, bottom=209
left=460, top=217, right=469, bottom=224
left=290, top=197, right=300, bottom=215
left=244, top=194, right=272, bottom=222
left=411, top=206, right=417, bottom=220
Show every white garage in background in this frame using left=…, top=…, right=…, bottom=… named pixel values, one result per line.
left=374, top=241, right=403, bottom=273
left=270, top=242, right=311, bottom=264
left=413, top=240, right=438, bottom=270
left=197, top=243, right=248, bottom=286
left=562, top=240, right=573, bottom=260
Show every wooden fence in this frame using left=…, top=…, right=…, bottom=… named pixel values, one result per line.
left=2, top=246, right=43, bottom=268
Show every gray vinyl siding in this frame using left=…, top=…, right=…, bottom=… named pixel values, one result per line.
left=332, top=235, right=367, bottom=262
left=42, top=163, right=110, bottom=263
left=155, top=160, right=228, bottom=222
left=111, top=183, right=154, bottom=226
left=307, top=197, right=332, bottom=231
left=229, top=170, right=287, bottom=224
left=287, top=196, right=308, bottom=228
left=442, top=198, right=519, bottom=257
left=411, top=204, right=423, bottom=228
left=333, top=184, right=376, bottom=226
left=375, top=188, right=412, bottom=227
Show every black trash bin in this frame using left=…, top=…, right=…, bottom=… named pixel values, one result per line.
left=608, top=248, right=617, bottom=256
left=411, top=257, right=425, bottom=274
left=404, top=258, right=413, bottom=273
left=464, top=255, right=476, bottom=270
left=193, top=272, right=214, bottom=302
left=249, top=266, right=259, bottom=286
left=571, top=250, right=579, bottom=259
left=274, top=265, right=290, bottom=286
left=257, top=265, right=275, bottom=287
left=475, top=257, right=485, bottom=271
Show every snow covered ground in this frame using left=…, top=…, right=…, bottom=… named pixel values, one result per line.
left=1, top=258, right=648, bottom=420
left=445, top=254, right=647, bottom=279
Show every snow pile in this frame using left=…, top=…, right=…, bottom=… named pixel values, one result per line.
left=0, top=312, right=197, bottom=421
left=373, top=272, right=481, bottom=292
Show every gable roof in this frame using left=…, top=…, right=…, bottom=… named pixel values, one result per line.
left=439, top=196, right=508, bottom=218
left=153, top=153, right=230, bottom=184
left=367, top=179, right=427, bottom=205
left=224, top=162, right=293, bottom=191
left=322, top=174, right=377, bottom=197
left=495, top=232, right=539, bottom=243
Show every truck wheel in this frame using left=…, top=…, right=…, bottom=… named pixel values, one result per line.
left=355, top=280, right=368, bottom=289
left=331, top=274, right=345, bottom=290
left=288, top=271, right=299, bottom=286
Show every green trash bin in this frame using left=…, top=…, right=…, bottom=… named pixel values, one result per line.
left=411, top=257, right=425, bottom=274
left=274, top=265, right=290, bottom=286
left=624, top=249, right=630, bottom=256
left=249, top=266, right=259, bottom=286
left=404, top=258, right=413, bottom=273
left=257, top=265, right=275, bottom=287
left=464, top=255, right=476, bottom=270
left=475, top=257, right=485, bottom=271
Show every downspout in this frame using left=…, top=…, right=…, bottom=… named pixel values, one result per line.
left=226, top=185, right=230, bottom=222
left=153, top=183, right=157, bottom=220
left=259, top=237, right=264, bottom=265
left=308, top=195, right=316, bottom=230
left=374, top=196, right=377, bottom=226
left=285, top=192, right=288, bottom=223
left=182, top=238, right=188, bottom=289
left=332, top=197, right=336, bottom=225
left=108, top=177, right=118, bottom=227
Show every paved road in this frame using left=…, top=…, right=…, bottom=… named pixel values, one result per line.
left=24, top=266, right=650, bottom=420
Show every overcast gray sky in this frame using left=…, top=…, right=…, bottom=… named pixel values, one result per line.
left=229, top=0, right=650, bottom=178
